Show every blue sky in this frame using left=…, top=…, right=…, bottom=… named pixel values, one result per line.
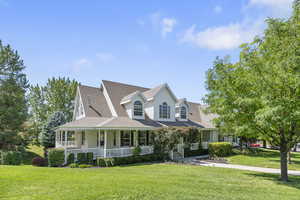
left=0, top=0, right=293, bottom=102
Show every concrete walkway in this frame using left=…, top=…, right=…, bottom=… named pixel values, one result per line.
left=182, top=156, right=300, bottom=176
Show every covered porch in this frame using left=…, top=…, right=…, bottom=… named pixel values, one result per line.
left=55, top=128, right=154, bottom=159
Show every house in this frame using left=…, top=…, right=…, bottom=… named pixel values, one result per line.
left=56, top=80, right=219, bottom=161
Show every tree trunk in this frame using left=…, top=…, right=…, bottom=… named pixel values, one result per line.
left=263, top=140, right=267, bottom=148
left=280, top=149, right=288, bottom=181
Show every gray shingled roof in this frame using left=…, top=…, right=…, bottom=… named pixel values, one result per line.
left=142, top=84, right=164, bottom=100
left=79, top=85, right=112, bottom=118
left=102, top=80, right=149, bottom=116
left=67, top=80, right=216, bottom=129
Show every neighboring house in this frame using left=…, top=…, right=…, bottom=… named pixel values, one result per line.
left=56, top=80, right=218, bottom=161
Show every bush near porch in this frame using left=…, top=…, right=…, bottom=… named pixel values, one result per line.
left=48, top=148, right=64, bottom=167
left=208, top=142, right=233, bottom=158
left=96, top=153, right=165, bottom=167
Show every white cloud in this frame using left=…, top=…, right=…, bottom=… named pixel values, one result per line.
left=248, top=0, right=293, bottom=17
left=180, top=19, right=264, bottom=50
left=161, top=18, right=177, bottom=37
left=96, top=53, right=115, bottom=63
left=214, top=5, right=222, bottom=14
left=138, top=12, right=177, bottom=38
left=72, top=58, right=92, bottom=73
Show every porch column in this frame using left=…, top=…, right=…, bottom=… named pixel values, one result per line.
left=64, top=131, right=67, bottom=147
left=60, top=131, right=63, bottom=145
left=104, top=130, right=107, bottom=158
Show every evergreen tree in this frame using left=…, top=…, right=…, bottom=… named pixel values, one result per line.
left=0, top=40, right=28, bottom=150
left=39, top=111, right=66, bottom=156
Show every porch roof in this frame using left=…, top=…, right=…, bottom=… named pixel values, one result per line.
left=58, top=117, right=162, bottom=130
left=58, top=116, right=212, bottom=131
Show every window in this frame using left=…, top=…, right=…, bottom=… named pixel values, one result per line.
left=133, top=101, right=143, bottom=116
left=81, top=131, right=85, bottom=145
left=97, top=131, right=104, bottom=147
left=159, top=102, right=170, bottom=119
left=113, top=131, right=117, bottom=146
left=120, top=131, right=131, bottom=146
left=138, top=131, right=147, bottom=146
left=180, top=106, right=187, bottom=119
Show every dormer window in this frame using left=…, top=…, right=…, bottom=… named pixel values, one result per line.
left=159, top=102, right=170, bottom=119
left=180, top=106, right=187, bottom=119
left=133, top=100, right=143, bottom=116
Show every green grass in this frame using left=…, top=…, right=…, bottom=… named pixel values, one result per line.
left=1, top=164, right=300, bottom=200
left=227, top=148, right=300, bottom=171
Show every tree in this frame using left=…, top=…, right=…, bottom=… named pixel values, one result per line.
left=204, top=1, right=300, bottom=181
left=39, top=111, right=66, bottom=156
left=28, top=77, right=78, bottom=142
left=44, top=77, right=78, bottom=121
left=0, top=40, right=29, bottom=150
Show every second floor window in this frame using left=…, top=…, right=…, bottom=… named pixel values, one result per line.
left=159, top=102, right=170, bottom=119
left=133, top=100, right=143, bottom=116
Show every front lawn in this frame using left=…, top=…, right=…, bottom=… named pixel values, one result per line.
left=1, top=164, right=300, bottom=200
left=227, top=148, right=300, bottom=171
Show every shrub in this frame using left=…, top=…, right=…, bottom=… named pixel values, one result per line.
left=69, top=163, right=78, bottom=168
left=209, top=142, right=232, bottom=158
left=132, top=146, right=141, bottom=156
left=97, top=158, right=106, bottom=167
left=96, top=154, right=164, bottom=167
left=0, top=151, right=22, bottom=165
left=67, top=153, right=75, bottom=164
left=78, top=164, right=93, bottom=168
left=32, top=156, right=47, bottom=167
left=48, top=148, right=65, bottom=167
left=86, top=152, right=94, bottom=164
left=77, top=153, right=87, bottom=164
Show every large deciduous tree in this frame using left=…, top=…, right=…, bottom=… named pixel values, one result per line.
left=28, top=77, right=78, bottom=143
left=0, top=40, right=29, bottom=150
left=204, top=1, right=300, bottom=181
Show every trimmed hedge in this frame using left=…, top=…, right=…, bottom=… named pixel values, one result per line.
left=87, top=152, right=94, bottom=164
left=96, top=153, right=164, bottom=167
left=0, top=151, right=22, bottom=165
left=48, top=148, right=65, bottom=167
left=32, top=157, right=47, bottom=167
left=67, top=153, right=75, bottom=164
left=76, top=152, right=94, bottom=164
left=77, top=153, right=87, bottom=164
left=208, top=142, right=233, bottom=158
left=184, top=148, right=208, bottom=157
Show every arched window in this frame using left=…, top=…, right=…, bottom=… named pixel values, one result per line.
left=133, top=101, right=143, bottom=116
left=180, top=106, right=187, bottom=119
left=159, top=102, right=170, bottom=119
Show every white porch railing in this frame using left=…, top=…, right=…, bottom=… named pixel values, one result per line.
left=66, top=148, right=104, bottom=159
left=105, top=146, right=154, bottom=158
left=56, top=141, right=76, bottom=148
left=65, top=146, right=154, bottom=160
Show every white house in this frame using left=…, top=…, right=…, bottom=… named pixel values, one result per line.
left=56, top=80, right=220, bottom=160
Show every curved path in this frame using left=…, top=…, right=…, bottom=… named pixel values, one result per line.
left=183, top=156, right=300, bottom=176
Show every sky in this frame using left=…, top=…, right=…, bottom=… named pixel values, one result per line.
left=0, top=0, right=294, bottom=103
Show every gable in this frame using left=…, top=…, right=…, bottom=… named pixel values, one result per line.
left=102, top=80, right=149, bottom=117
left=76, top=85, right=112, bottom=119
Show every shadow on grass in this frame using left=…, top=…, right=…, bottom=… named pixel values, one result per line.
left=246, top=172, right=300, bottom=190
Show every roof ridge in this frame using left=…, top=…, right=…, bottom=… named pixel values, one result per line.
left=102, top=80, right=150, bottom=90
left=79, top=84, right=100, bottom=90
